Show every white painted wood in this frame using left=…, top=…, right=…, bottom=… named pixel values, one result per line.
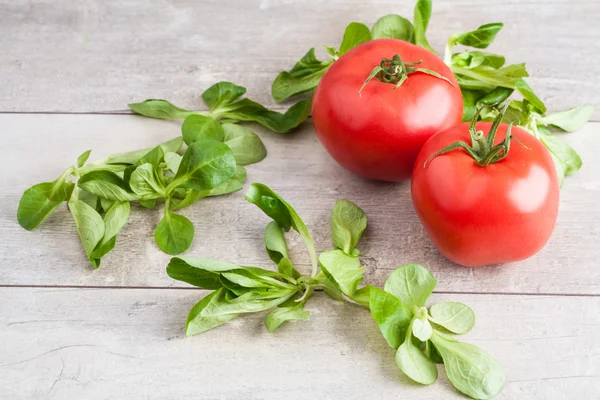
left=0, top=0, right=598, bottom=117
left=1, top=114, right=599, bottom=294
left=0, top=288, right=597, bottom=400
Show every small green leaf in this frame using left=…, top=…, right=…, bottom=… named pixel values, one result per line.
left=202, top=82, right=247, bottom=111
left=98, top=137, right=183, bottom=166
left=431, top=333, right=505, bottom=399
left=181, top=115, right=224, bottom=145
left=78, top=170, right=138, bottom=202
left=129, top=163, right=166, bottom=197
left=429, top=302, right=475, bottom=334
left=77, top=150, right=92, bottom=168
left=136, top=145, right=165, bottom=168
left=371, top=14, right=414, bottom=41
left=384, top=264, right=436, bottom=311
left=218, top=98, right=312, bottom=133
left=450, top=23, right=504, bottom=49
left=167, top=257, right=239, bottom=289
left=515, top=79, right=546, bottom=113
left=413, top=0, right=436, bottom=53
left=369, top=287, right=413, bottom=349
left=17, top=173, right=74, bottom=230
left=453, top=63, right=529, bottom=91
left=222, top=123, right=267, bottom=166
left=271, top=48, right=333, bottom=103
left=461, top=89, right=486, bottom=122
left=245, top=183, right=318, bottom=275
left=264, top=221, right=288, bottom=264
left=164, top=152, right=182, bottom=174
left=319, top=249, right=365, bottom=297
left=69, top=198, right=105, bottom=268
left=412, top=317, right=433, bottom=341
left=396, top=340, right=438, bottom=385
left=128, top=99, right=195, bottom=119
left=277, top=257, right=301, bottom=279
left=339, top=22, right=371, bottom=56
left=155, top=211, right=194, bottom=255
left=172, top=141, right=236, bottom=191
left=92, top=201, right=130, bottom=259
left=205, top=165, right=247, bottom=197
left=350, top=285, right=372, bottom=308
left=541, top=105, right=594, bottom=132
left=186, top=289, right=240, bottom=336
left=330, top=199, right=367, bottom=255
left=477, top=87, right=514, bottom=107
left=539, top=134, right=582, bottom=185
left=452, top=51, right=505, bottom=70
left=265, top=302, right=309, bottom=332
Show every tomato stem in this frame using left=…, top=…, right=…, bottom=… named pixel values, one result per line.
left=359, top=54, right=454, bottom=96
left=423, top=106, right=528, bottom=168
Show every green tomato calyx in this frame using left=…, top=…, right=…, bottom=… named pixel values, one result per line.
left=359, top=54, right=454, bottom=96
left=423, top=106, right=529, bottom=168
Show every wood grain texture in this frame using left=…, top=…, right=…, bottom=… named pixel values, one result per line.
left=0, top=288, right=597, bottom=400
left=0, top=0, right=598, bottom=117
left=1, top=114, right=599, bottom=294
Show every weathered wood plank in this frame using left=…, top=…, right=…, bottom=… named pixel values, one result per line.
left=0, top=0, right=598, bottom=117
left=1, top=114, right=598, bottom=294
left=0, top=288, right=597, bottom=400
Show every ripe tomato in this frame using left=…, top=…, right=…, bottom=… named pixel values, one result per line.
left=312, top=38, right=463, bottom=181
left=411, top=120, right=559, bottom=267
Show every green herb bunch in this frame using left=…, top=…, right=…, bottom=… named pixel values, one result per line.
left=272, top=0, right=592, bottom=185
left=17, top=82, right=310, bottom=267
left=169, top=183, right=505, bottom=399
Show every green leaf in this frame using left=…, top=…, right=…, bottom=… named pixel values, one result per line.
left=129, top=163, right=166, bottom=197
left=452, top=51, right=505, bottom=70
left=265, top=302, right=309, bottom=332
left=515, top=79, right=546, bottom=113
left=181, top=115, right=224, bottom=146
left=154, top=211, right=194, bottom=255
left=277, top=257, right=300, bottom=279
left=319, top=249, right=365, bottom=297
left=17, top=173, right=74, bottom=230
left=413, top=0, right=435, bottom=53
left=246, top=183, right=318, bottom=276
left=164, top=152, right=182, bottom=174
left=461, top=89, right=486, bottom=122
left=450, top=23, right=503, bottom=49
left=186, top=288, right=240, bottom=336
left=205, top=165, right=247, bottom=197
left=369, top=287, right=413, bottom=349
left=264, top=221, right=288, bottom=264
left=98, top=137, right=183, bottom=166
left=330, top=199, right=367, bottom=255
left=167, top=257, right=239, bottom=289
left=322, top=278, right=344, bottom=301
left=172, top=141, right=236, bottom=191
left=137, top=145, right=165, bottom=168
left=128, top=99, right=195, bottom=119
left=539, top=134, right=582, bottom=185
left=78, top=170, right=138, bottom=202
left=350, top=285, right=372, bottom=308
left=541, top=105, right=594, bottom=132
left=453, top=63, right=529, bottom=90
left=77, top=150, right=92, bottom=168
left=69, top=198, right=105, bottom=268
left=384, top=264, right=436, bottom=311
left=476, top=87, right=514, bottom=108
left=218, top=98, right=312, bottom=133
left=222, top=123, right=267, bottom=166
left=202, top=82, right=247, bottom=111
left=271, top=48, right=333, bottom=103
left=412, top=317, right=433, bottom=341
left=427, top=340, right=444, bottom=364
left=92, top=201, right=130, bottom=259
left=429, top=302, right=475, bottom=334
left=339, top=22, right=371, bottom=56
left=371, top=14, right=414, bottom=41
left=431, top=333, right=505, bottom=399
left=396, top=340, right=438, bottom=385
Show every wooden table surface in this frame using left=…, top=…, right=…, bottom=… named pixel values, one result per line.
left=1, top=1, right=599, bottom=399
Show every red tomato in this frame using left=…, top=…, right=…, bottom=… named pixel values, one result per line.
left=411, top=122, right=560, bottom=267
left=312, top=38, right=463, bottom=181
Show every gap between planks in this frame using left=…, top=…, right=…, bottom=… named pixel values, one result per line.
left=0, top=284, right=598, bottom=298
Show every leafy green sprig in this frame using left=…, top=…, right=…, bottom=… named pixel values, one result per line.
left=17, top=82, right=310, bottom=267
left=167, top=183, right=369, bottom=333
left=272, top=0, right=593, bottom=185
left=169, top=184, right=504, bottom=399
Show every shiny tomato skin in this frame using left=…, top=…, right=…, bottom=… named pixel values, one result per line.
left=411, top=123, right=560, bottom=267
left=312, top=38, right=463, bottom=182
